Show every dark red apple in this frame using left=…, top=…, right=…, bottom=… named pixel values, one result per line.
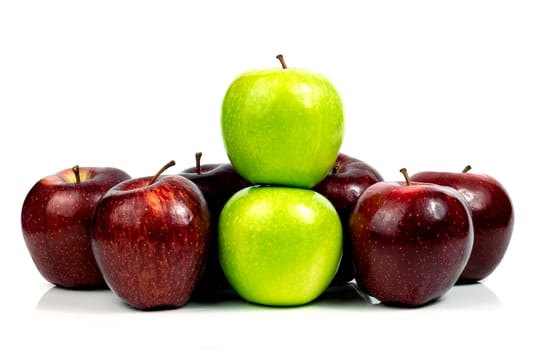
left=410, top=166, right=514, bottom=283
left=348, top=169, right=474, bottom=306
left=313, top=153, right=383, bottom=285
left=180, top=152, right=250, bottom=297
left=21, top=165, right=131, bottom=288
left=91, top=161, right=210, bottom=310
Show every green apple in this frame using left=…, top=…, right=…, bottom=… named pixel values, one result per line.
left=221, top=55, right=344, bottom=188
left=218, top=186, right=343, bottom=306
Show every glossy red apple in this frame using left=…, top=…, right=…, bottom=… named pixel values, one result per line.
left=21, top=165, right=131, bottom=288
left=349, top=169, right=474, bottom=306
left=411, top=166, right=514, bottom=283
left=313, top=153, right=383, bottom=285
left=180, top=152, right=251, bottom=297
left=91, top=161, right=211, bottom=310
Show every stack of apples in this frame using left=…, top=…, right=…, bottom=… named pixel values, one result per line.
left=20, top=56, right=514, bottom=310
left=218, top=55, right=346, bottom=306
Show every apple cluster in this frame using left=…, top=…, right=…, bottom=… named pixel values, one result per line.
left=20, top=56, right=514, bottom=310
left=217, top=54, right=346, bottom=306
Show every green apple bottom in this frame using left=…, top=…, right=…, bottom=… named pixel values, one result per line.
left=219, top=57, right=345, bottom=306
left=220, top=187, right=342, bottom=306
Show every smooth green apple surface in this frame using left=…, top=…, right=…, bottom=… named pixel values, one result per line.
left=219, top=186, right=343, bottom=306
left=221, top=68, right=344, bottom=188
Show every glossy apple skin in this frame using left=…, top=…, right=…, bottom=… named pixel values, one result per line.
left=221, top=68, right=344, bottom=188
left=91, top=175, right=210, bottom=310
left=180, top=163, right=250, bottom=297
left=21, top=167, right=131, bottom=289
left=410, top=171, right=514, bottom=283
left=349, top=181, right=474, bottom=306
left=313, top=153, right=383, bottom=285
left=180, top=163, right=251, bottom=222
left=219, top=186, right=343, bottom=306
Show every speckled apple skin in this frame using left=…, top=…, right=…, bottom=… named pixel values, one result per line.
left=91, top=175, right=210, bottom=310
left=180, top=163, right=251, bottom=297
left=349, top=181, right=474, bottom=307
left=221, top=68, right=344, bottom=188
left=21, top=167, right=131, bottom=288
left=410, top=171, right=514, bottom=283
left=313, top=153, right=384, bottom=285
left=219, top=186, right=343, bottom=306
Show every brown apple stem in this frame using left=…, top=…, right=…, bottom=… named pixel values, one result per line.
left=149, top=160, right=176, bottom=185
left=72, top=165, right=81, bottom=183
left=400, top=168, right=411, bottom=186
left=462, top=165, right=472, bottom=173
left=276, top=54, right=287, bottom=69
left=332, top=165, right=339, bottom=174
left=195, top=152, right=203, bottom=175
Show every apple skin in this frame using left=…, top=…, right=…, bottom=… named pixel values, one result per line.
left=410, top=169, right=514, bottom=283
left=219, top=186, right=343, bottom=306
left=91, top=174, right=210, bottom=310
left=221, top=66, right=344, bottom=188
left=349, top=180, right=474, bottom=306
left=180, top=162, right=251, bottom=224
left=20, top=166, right=131, bottom=289
left=312, top=153, right=383, bottom=285
left=180, top=161, right=251, bottom=297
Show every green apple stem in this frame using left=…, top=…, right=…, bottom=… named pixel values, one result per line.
left=195, top=152, right=203, bottom=175
left=276, top=54, right=287, bottom=69
left=462, top=165, right=472, bottom=173
left=72, top=165, right=81, bottom=183
left=149, top=160, right=176, bottom=185
left=400, top=168, right=411, bottom=186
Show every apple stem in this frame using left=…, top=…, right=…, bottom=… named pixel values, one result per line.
left=332, top=165, right=339, bottom=174
left=72, top=165, right=81, bottom=184
left=149, top=160, right=176, bottom=185
left=399, top=168, right=411, bottom=186
left=462, top=165, right=472, bottom=173
left=276, top=54, right=287, bottom=69
left=195, top=152, right=203, bottom=175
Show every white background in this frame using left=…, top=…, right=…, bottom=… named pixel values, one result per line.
left=1, top=1, right=533, bottom=349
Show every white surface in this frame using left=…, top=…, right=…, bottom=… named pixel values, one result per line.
left=1, top=1, right=533, bottom=349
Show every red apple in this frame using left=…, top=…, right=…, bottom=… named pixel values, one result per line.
left=180, top=152, right=251, bottom=216
left=349, top=169, right=474, bottom=306
left=313, top=153, right=383, bottom=285
left=180, top=152, right=250, bottom=297
left=91, top=161, right=210, bottom=310
left=21, top=165, right=131, bottom=288
left=411, top=166, right=514, bottom=283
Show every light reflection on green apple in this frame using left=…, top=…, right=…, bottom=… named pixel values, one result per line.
left=219, top=186, right=343, bottom=306
left=221, top=58, right=344, bottom=189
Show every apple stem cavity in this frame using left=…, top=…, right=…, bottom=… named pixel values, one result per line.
left=149, top=160, right=176, bottom=185
left=400, top=168, right=411, bottom=186
left=195, top=152, right=203, bottom=175
left=72, top=165, right=81, bottom=184
left=276, top=54, right=287, bottom=69
left=462, top=165, right=472, bottom=173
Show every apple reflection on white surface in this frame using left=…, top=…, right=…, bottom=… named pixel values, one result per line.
left=31, top=281, right=505, bottom=349
left=35, top=281, right=501, bottom=314
left=27, top=279, right=512, bottom=350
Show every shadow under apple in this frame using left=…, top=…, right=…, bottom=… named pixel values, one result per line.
left=313, top=281, right=502, bottom=311
left=35, top=280, right=502, bottom=314
left=35, top=285, right=257, bottom=314
left=35, top=286, right=129, bottom=314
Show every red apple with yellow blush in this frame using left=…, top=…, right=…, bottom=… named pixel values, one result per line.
left=91, top=161, right=211, bottom=310
left=21, top=165, right=131, bottom=288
